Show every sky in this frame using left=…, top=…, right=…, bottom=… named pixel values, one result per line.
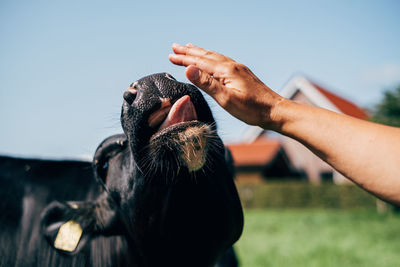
left=1, top=0, right=400, bottom=159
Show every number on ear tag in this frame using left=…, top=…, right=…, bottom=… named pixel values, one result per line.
left=54, top=220, right=83, bottom=252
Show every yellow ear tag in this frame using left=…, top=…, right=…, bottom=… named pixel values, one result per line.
left=54, top=220, right=83, bottom=252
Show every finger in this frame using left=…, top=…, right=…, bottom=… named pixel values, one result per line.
left=185, top=43, right=234, bottom=62
left=185, top=65, right=227, bottom=104
left=172, top=43, right=226, bottom=61
left=169, top=54, right=218, bottom=75
left=172, top=43, right=206, bottom=56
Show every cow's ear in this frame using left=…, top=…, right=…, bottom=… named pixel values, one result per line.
left=93, top=134, right=127, bottom=185
left=41, top=194, right=122, bottom=255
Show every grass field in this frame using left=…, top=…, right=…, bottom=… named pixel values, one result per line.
left=235, top=209, right=400, bottom=267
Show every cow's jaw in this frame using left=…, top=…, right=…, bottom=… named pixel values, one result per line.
left=149, top=121, right=211, bottom=172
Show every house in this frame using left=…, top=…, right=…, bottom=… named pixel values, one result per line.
left=227, top=75, right=369, bottom=184
left=227, top=136, right=305, bottom=184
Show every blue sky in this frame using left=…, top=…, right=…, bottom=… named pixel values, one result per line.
left=1, top=0, right=399, bottom=158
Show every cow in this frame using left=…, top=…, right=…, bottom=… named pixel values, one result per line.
left=0, top=73, right=244, bottom=267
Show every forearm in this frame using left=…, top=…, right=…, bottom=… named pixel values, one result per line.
left=271, top=99, right=400, bottom=205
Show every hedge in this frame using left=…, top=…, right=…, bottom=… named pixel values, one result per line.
left=236, top=181, right=378, bottom=209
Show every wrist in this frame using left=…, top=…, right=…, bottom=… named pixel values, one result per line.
left=260, top=97, right=293, bottom=132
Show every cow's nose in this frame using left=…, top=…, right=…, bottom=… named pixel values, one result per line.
left=124, top=87, right=137, bottom=105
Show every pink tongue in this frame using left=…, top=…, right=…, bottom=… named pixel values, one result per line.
left=158, top=95, right=197, bottom=131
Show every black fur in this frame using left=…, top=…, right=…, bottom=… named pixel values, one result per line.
left=0, top=73, right=243, bottom=267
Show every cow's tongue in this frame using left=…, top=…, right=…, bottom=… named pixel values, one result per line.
left=158, top=95, right=197, bottom=131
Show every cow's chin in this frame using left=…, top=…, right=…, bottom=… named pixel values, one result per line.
left=143, top=121, right=214, bottom=178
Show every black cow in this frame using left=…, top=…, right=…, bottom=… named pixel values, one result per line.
left=0, top=73, right=244, bottom=267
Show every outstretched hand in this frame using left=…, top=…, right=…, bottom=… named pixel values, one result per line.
left=168, top=43, right=284, bottom=129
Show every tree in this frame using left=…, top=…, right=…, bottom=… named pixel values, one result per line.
left=372, top=85, right=400, bottom=127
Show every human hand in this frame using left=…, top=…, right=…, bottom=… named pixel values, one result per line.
left=168, top=43, right=285, bottom=129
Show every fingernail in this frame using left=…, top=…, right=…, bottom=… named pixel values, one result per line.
left=172, top=43, right=181, bottom=48
left=187, top=67, right=200, bottom=81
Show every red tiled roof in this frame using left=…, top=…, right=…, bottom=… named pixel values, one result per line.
left=311, top=82, right=369, bottom=120
left=226, top=138, right=281, bottom=167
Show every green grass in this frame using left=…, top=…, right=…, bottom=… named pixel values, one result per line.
left=235, top=209, right=400, bottom=267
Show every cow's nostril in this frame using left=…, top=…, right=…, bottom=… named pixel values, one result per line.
left=124, top=90, right=136, bottom=105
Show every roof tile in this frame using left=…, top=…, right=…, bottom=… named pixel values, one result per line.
left=311, top=82, right=369, bottom=120
left=227, top=139, right=281, bottom=166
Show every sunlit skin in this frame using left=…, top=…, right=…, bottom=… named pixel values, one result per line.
left=169, top=43, right=400, bottom=206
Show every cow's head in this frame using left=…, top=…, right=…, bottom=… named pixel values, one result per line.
left=42, top=73, right=243, bottom=266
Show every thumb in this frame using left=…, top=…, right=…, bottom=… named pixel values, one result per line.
left=185, top=65, right=223, bottom=98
